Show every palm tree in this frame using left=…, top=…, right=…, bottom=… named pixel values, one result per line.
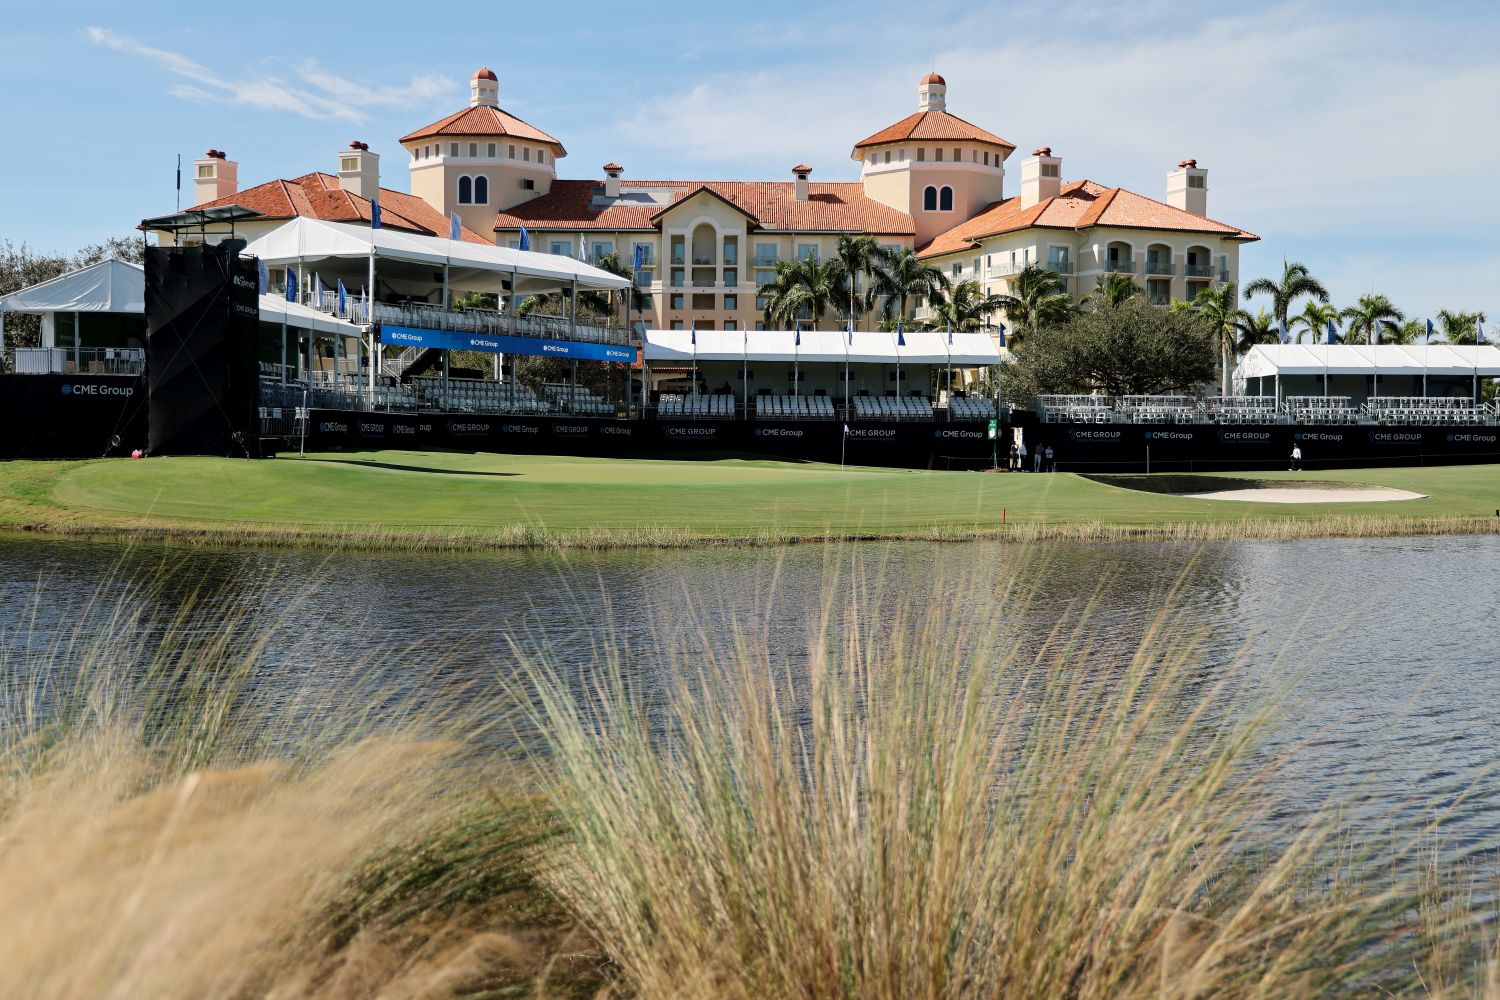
left=991, top=263, right=1076, bottom=343
left=932, top=280, right=1007, bottom=331
left=827, top=234, right=890, bottom=329
left=1291, top=301, right=1339, bottom=344
left=1192, top=282, right=1240, bottom=396
left=1339, top=293, right=1404, bottom=344
left=585, top=251, right=648, bottom=329
left=1243, top=260, right=1330, bottom=329
left=1435, top=309, right=1487, bottom=344
left=1389, top=319, right=1427, bottom=346
left=868, top=248, right=950, bottom=325
left=1091, top=273, right=1141, bottom=307
left=757, top=253, right=841, bottom=329
left=1235, top=308, right=1278, bottom=353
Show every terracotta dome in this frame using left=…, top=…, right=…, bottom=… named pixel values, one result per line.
left=472, top=67, right=498, bottom=81
left=921, top=72, right=945, bottom=86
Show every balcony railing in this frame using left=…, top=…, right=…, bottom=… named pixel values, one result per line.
left=1143, top=260, right=1175, bottom=276
left=296, top=293, right=625, bottom=346
left=1047, top=260, right=1074, bottom=274
left=691, top=256, right=715, bottom=266
left=1104, top=259, right=1136, bottom=273
left=753, top=255, right=778, bottom=268
left=692, top=278, right=715, bottom=288
left=670, top=253, right=685, bottom=265
left=7, top=346, right=145, bottom=375
left=1219, top=270, right=1231, bottom=282
left=1184, top=263, right=1213, bottom=277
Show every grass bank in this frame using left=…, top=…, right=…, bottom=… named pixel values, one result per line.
left=1, top=450, right=1498, bottom=551
left=3, top=560, right=1496, bottom=997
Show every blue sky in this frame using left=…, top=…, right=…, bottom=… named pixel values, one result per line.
left=2, top=0, right=1496, bottom=322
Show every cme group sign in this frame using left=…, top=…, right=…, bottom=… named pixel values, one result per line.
left=62, top=383, right=134, bottom=397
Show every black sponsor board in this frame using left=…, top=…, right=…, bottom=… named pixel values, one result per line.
left=0, top=374, right=147, bottom=458
left=1014, top=417, right=1500, bottom=472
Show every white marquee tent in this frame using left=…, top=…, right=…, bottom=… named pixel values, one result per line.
left=642, top=328, right=1003, bottom=366
left=0, top=258, right=145, bottom=347
left=1236, top=343, right=1500, bottom=379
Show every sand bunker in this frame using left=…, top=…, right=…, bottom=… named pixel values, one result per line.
left=1181, top=486, right=1427, bottom=504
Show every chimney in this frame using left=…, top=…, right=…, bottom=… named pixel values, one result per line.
left=193, top=149, right=237, bottom=204
left=470, top=66, right=499, bottom=108
left=337, top=141, right=380, bottom=200
left=1167, top=159, right=1207, bottom=216
left=792, top=163, right=811, bottom=201
left=603, top=162, right=622, bottom=199
left=1019, top=147, right=1061, bottom=209
left=917, top=72, right=947, bottom=113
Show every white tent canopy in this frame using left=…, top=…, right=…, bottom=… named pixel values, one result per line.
left=1237, top=344, right=1500, bottom=379
left=643, top=328, right=1003, bottom=366
left=242, top=218, right=630, bottom=297
left=257, top=294, right=364, bottom=336
left=0, top=258, right=144, bottom=315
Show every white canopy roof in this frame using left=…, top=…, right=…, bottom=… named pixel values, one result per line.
left=643, top=328, right=1003, bottom=366
left=256, top=294, right=364, bottom=335
left=242, top=218, right=630, bottom=297
left=1237, top=343, right=1500, bottom=378
left=0, top=258, right=144, bottom=315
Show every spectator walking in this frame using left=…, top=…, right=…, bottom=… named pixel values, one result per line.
left=1045, top=444, right=1056, bottom=472
left=1290, top=443, right=1303, bottom=471
left=1033, top=443, right=1044, bottom=473
left=1008, top=440, right=1019, bottom=470
left=1017, top=440, right=1028, bottom=472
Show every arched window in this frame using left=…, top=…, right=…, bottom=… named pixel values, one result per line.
left=457, top=176, right=473, bottom=204
left=474, top=175, right=488, bottom=204
left=923, top=186, right=937, bottom=211
left=939, top=186, right=953, bottom=211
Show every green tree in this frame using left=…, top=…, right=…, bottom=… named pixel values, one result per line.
left=991, top=263, right=1076, bottom=343
left=932, top=280, right=1007, bottom=331
left=1235, top=308, right=1278, bottom=352
left=1388, top=319, right=1427, bottom=346
left=868, top=248, right=949, bottom=325
left=1243, top=259, right=1329, bottom=328
left=1192, top=282, right=1241, bottom=396
left=827, top=234, right=890, bottom=328
left=1003, top=297, right=1216, bottom=399
left=1339, top=293, right=1405, bottom=345
left=1291, top=301, right=1340, bottom=344
left=1434, top=309, right=1487, bottom=345
left=1090, top=273, right=1142, bottom=308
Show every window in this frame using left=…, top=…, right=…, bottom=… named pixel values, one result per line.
left=796, top=243, right=818, bottom=262
left=457, top=176, right=473, bottom=204
left=592, top=240, right=614, bottom=260
left=670, top=293, right=684, bottom=310
left=1048, top=246, right=1070, bottom=270
left=340, top=156, right=358, bottom=172
left=986, top=255, right=992, bottom=270
left=724, top=268, right=737, bottom=286
left=923, top=186, right=938, bottom=211
left=755, top=322, right=766, bottom=331
left=1188, top=174, right=1206, bottom=189
left=692, top=294, right=714, bottom=310
left=507, top=240, right=521, bottom=250
left=450, top=143, right=459, bottom=156
left=487, top=143, right=497, bottom=157
left=953, top=147, right=961, bottom=161
left=724, top=320, right=738, bottom=331
left=1041, top=163, right=1060, bottom=178
left=725, top=294, right=738, bottom=311
left=520, top=178, right=535, bottom=190
left=883, top=150, right=891, bottom=164
left=634, top=242, right=654, bottom=264
left=468, top=142, right=477, bottom=157
left=670, top=320, right=684, bottom=330
left=634, top=268, right=653, bottom=287
left=983, top=151, right=990, bottom=166
left=951, top=263, right=961, bottom=277
left=196, top=164, right=213, bottom=178
left=935, top=148, right=943, bottom=162
left=523, top=148, right=531, bottom=162
left=551, top=241, right=570, bottom=256
left=508, top=144, right=516, bottom=159
left=474, top=175, right=488, bottom=204
left=939, top=186, right=953, bottom=211
left=539, top=150, right=546, bottom=163
left=917, top=147, right=926, bottom=162
left=754, top=242, right=777, bottom=264
left=755, top=269, right=775, bottom=288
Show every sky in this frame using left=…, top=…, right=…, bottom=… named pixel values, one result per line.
left=2, top=0, right=1497, bottom=322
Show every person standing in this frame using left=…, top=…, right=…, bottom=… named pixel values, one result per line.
left=1290, top=442, right=1303, bottom=471
left=1017, top=439, right=1028, bottom=472
left=1033, top=443, right=1044, bottom=473
left=1045, top=444, right=1056, bottom=472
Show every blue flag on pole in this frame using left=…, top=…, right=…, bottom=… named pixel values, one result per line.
left=897, top=319, right=906, bottom=347
left=847, top=318, right=853, bottom=346
left=370, top=196, right=381, bottom=230
left=285, top=267, right=297, bottom=303
left=449, top=212, right=461, bottom=241
left=1478, top=321, right=1486, bottom=344
left=1278, top=317, right=1290, bottom=343
left=336, top=279, right=347, bottom=317
left=996, top=323, right=1007, bottom=349
left=313, top=274, right=324, bottom=311
left=794, top=321, right=801, bottom=348
left=257, top=258, right=269, bottom=295
left=690, top=319, right=696, bottom=347
left=632, top=243, right=644, bottom=271
left=1427, top=318, right=1435, bottom=342
left=947, top=323, right=953, bottom=347
left=518, top=226, right=530, bottom=252
left=1326, top=320, right=1339, bottom=344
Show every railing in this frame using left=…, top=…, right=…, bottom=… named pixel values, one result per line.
left=1104, top=259, right=1135, bottom=273
left=7, top=346, right=145, bottom=375
left=670, top=253, right=685, bottom=265
left=1143, top=260, right=1175, bottom=275
left=692, top=278, right=715, bottom=288
left=1047, top=260, right=1074, bottom=274
left=752, top=256, right=778, bottom=268
left=1218, top=270, right=1231, bottom=282
left=691, top=256, right=715, bottom=266
left=1184, top=263, right=1213, bottom=278
left=295, top=294, right=627, bottom=346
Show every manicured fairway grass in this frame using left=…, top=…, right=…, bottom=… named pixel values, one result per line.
left=1, top=450, right=1497, bottom=547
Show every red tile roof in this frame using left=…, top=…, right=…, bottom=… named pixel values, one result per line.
left=399, top=105, right=564, bottom=151
left=917, top=179, right=1257, bottom=257
left=184, top=172, right=492, bottom=243
left=853, top=111, right=1014, bottom=151
left=493, top=180, right=916, bottom=235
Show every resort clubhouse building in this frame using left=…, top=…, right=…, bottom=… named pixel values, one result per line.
left=182, top=67, right=1258, bottom=339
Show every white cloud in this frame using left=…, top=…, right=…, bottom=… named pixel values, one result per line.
left=84, top=26, right=454, bottom=126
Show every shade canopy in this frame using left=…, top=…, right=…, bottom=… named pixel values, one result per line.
left=0, top=258, right=144, bottom=315
left=242, top=218, right=630, bottom=298
left=1237, top=344, right=1500, bottom=379
left=257, top=293, right=365, bottom=336
left=643, top=328, right=1003, bottom=366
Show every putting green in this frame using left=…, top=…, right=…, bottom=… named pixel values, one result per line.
left=2, top=450, right=1492, bottom=544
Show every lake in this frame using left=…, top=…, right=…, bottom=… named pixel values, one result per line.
left=3, top=533, right=1498, bottom=854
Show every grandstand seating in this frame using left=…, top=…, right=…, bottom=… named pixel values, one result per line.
left=1199, top=396, right=1279, bottom=424
left=408, top=376, right=550, bottom=414
left=850, top=394, right=933, bottom=421
left=657, top=393, right=736, bottom=419
left=755, top=394, right=836, bottom=420
left=1285, top=396, right=1359, bottom=425
left=1365, top=396, right=1492, bottom=425
left=944, top=394, right=997, bottom=420
left=1037, top=394, right=1115, bottom=424
left=544, top=384, right=615, bottom=417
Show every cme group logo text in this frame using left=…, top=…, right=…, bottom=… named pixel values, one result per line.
left=62, top=383, right=134, bottom=397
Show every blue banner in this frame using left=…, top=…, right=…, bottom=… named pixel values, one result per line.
left=380, top=325, right=635, bottom=363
